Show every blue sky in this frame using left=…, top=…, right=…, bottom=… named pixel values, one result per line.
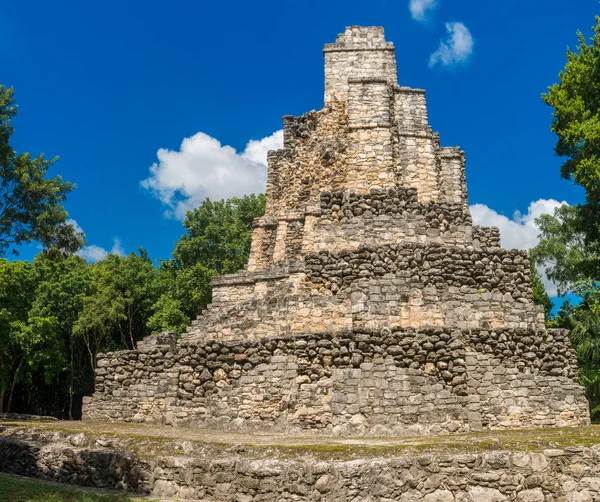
left=1, top=1, right=597, bottom=296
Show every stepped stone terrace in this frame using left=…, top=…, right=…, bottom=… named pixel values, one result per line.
left=82, top=26, right=590, bottom=437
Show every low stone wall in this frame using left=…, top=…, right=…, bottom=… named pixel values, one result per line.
left=83, top=327, right=589, bottom=435
left=3, top=423, right=600, bottom=501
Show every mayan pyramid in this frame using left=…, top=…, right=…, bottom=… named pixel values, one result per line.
left=84, top=27, right=590, bottom=436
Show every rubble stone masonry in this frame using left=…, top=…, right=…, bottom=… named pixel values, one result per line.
left=83, top=26, right=590, bottom=435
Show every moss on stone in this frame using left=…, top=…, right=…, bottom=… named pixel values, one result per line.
left=2, top=420, right=600, bottom=462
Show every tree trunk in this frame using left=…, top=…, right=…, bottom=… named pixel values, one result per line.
left=83, top=331, right=96, bottom=389
left=0, top=387, right=5, bottom=414
left=118, top=324, right=127, bottom=350
left=128, top=304, right=135, bottom=350
left=68, top=332, right=74, bottom=420
left=7, top=358, right=23, bottom=414
left=87, top=338, right=95, bottom=373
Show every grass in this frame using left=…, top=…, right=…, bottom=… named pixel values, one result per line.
left=0, top=473, right=148, bottom=502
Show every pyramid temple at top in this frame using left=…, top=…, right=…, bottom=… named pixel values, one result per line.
left=84, top=27, right=590, bottom=436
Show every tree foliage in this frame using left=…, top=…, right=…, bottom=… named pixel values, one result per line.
left=533, top=16, right=600, bottom=418
left=530, top=260, right=553, bottom=320
left=0, top=193, right=266, bottom=417
left=0, top=85, right=270, bottom=417
left=173, top=194, right=266, bottom=272
left=533, top=16, right=600, bottom=298
left=532, top=205, right=600, bottom=296
left=149, top=194, right=266, bottom=333
left=0, top=259, right=63, bottom=414
left=543, top=18, right=600, bottom=206
left=0, top=86, right=83, bottom=256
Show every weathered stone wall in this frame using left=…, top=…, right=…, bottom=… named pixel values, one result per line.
left=265, top=105, right=348, bottom=215
left=324, top=26, right=397, bottom=104
left=4, top=424, right=600, bottom=501
left=266, top=27, right=468, bottom=217
left=439, top=147, right=468, bottom=208
left=473, top=225, right=502, bottom=250
left=304, top=242, right=543, bottom=331
left=84, top=327, right=588, bottom=435
left=193, top=233, right=544, bottom=342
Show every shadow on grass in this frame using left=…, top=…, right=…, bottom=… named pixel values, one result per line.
left=0, top=472, right=146, bottom=501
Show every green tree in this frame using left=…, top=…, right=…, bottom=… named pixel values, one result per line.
left=0, top=259, right=35, bottom=412
left=570, top=304, right=600, bottom=418
left=532, top=206, right=600, bottom=296
left=150, top=194, right=266, bottom=333
left=73, top=269, right=125, bottom=374
left=533, top=16, right=600, bottom=298
left=0, top=86, right=83, bottom=256
left=536, top=16, right=600, bottom=283
left=530, top=260, right=553, bottom=320
left=173, top=194, right=266, bottom=273
left=534, top=16, right=600, bottom=416
left=147, top=296, right=189, bottom=335
left=74, top=249, right=159, bottom=369
left=543, top=17, right=600, bottom=207
left=29, top=254, right=94, bottom=418
left=96, top=249, right=159, bottom=348
left=0, top=259, right=63, bottom=413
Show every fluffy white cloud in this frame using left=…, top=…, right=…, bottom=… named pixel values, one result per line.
left=68, top=219, right=125, bottom=262
left=429, top=22, right=474, bottom=67
left=409, top=0, right=437, bottom=21
left=67, top=218, right=84, bottom=236
left=242, top=130, right=284, bottom=165
left=141, top=130, right=283, bottom=220
left=469, top=199, right=568, bottom=296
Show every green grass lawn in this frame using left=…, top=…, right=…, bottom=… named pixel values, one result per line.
left=0, top=473, right=148, bottom=502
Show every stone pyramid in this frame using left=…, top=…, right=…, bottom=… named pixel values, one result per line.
left=84, top=27, right=590, bottom=436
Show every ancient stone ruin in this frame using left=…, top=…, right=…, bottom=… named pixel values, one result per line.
left=83, top=26, right=590, bottom=436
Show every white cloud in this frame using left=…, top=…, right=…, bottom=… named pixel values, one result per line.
left=68, top=219, right=125, bottom=262
left=110, top=238, right=125, bottom=257
left=470, top=199, right=568, bottom=296
left=78, top=244, right=112, bottom=262
left=242, top=130, right=284, bottom=165
left=429, top=22, right=474, bottom=67
left=409, top=0, right=437, bottom=22
left=67, top=219, right=84, bottom=235
left=141, top=130, right=283, bottom=220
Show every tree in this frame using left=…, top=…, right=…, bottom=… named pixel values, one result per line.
left=543, top=17, right=600, bottom=206
left=74, top=248, right=159, bottom=373
left=0, top=259, right=35, bottom=413
left=533, top=17, right=600, bottom=297
left=530, top=260, right=553, bottom=320
left=147, top=296, right=189, bottom=335
left=0, top=259, right=63, bottom=413
left=532, top=206, right=600, bottom=296
left=29, top=254, right=94, bottom=418
left=149, top=194, right=266, bottom=333
left=533, top=16, right=600, bottom=417
left=0, top=86, right=83, bottom=256
left=569, top=300, right=600, bottom=418
left=73, top=270, right=125, bottom=375
left=94, top=250, right=159, bottom=349
left=173, top=194, right=266, bottom=273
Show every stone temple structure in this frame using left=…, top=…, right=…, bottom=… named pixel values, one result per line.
left=84, top=27, right=590, bottom=436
